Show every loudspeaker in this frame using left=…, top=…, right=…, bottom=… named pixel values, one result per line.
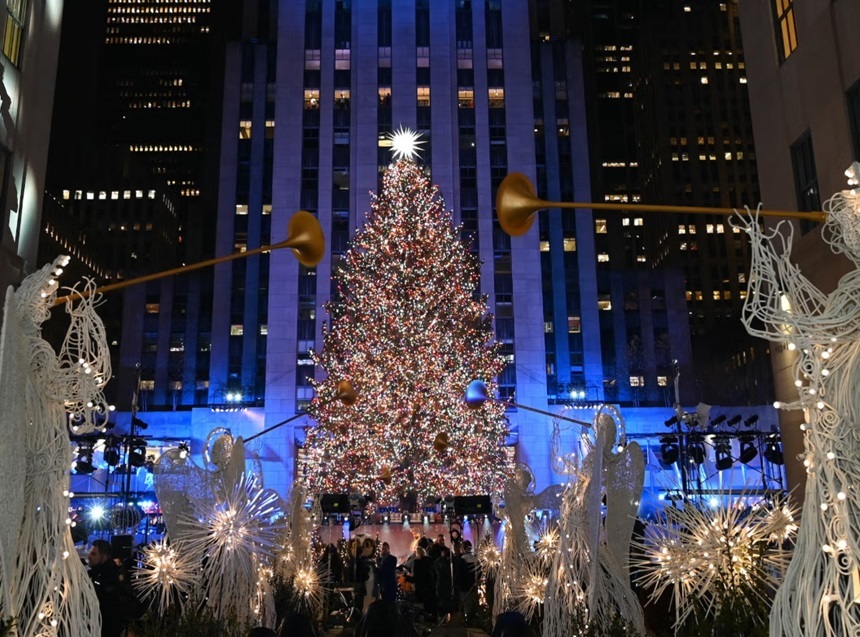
left=111, top=534, right=133, bottom=562
left=320, top=494, right=349, bottom=514
left=453, top=495, right=492, bottom=516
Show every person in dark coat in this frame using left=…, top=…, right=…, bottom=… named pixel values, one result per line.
left=87, top=540, right=124, bottom=637
left=433, top=546, right=454, bottom=616
left=377, top=542, right=398, bottom=602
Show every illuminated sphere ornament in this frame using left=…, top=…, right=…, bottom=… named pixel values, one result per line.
left=378, top=466, right=392, bottom=485
left=433, top=432, right=450, bottom=452
left=335, top=379, right=358, bottom=406
left=465, top=379, right=489, bottom=409
left=388, top=125, right=425, bottom=161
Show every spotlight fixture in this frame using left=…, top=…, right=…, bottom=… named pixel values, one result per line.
left=726, top=415, right=743, bottom=427
left=664, top=416, right=679, bottom=427
left=178, top=442, right=190, bottom=459
left=131, top=416, right=149, bottom=430
left=659, top=436, right=679, bottom=466
left=710, top=415, right=727, bottom=427
left=129, top=438, right=147, bottom=467
left=763, top=437, right=784, bottom=465
left=739, top=435, right=758, bottom=464
left=103, top=438, right=121, bottom=467
left=744, top=415, right=759, bottom=428
left=714, top=437, right=733, bottom=471
left=687, top=434, right=706, bottom=465
left=74, top=444, right=96, bottom=474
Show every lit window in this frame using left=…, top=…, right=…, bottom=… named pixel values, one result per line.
left=145, top=303, right=160, bottom=314
left=235, top=204, right=249, bottom=215
left=773, top=0, right=798, bottom=62
left=680, top=242, right=688, bottom=251
left=304, top=89, right=320, bottom=110
left=265, top=120, right=275, bottom=139
left=595, top=218, right=608, bottom=233
left=378, top=87, right=391, bottom=106
left=706, top=224, right=714, bottom=234
left=717, top=224, right=724, bottom=233
left=563, top=238, right=576, bottom=252
left=148, top=190, right=155, bottom=199
left=417, top=86, right=430, bottom=107
left=487, top=48, right=503, bottom=69
left=262, top=205, right=272, bottom=215
left=139, top=380, right=155, bottom=391
left=86, top=192, right=94, bottom=200
left=335, top=48, right=351, bottom=70
left=111, top=191, right=119, bottom=200
left=678, top=225, right=686, bottom=235
left=3, top=0, right=28, bottom=66
left=458, top=88, right=474, bottom=109
left=489, top=87, right=504, bottom=108
left=622, top=218, right=630, bottom=226
left=544, top=322, right=554, bottom=333
left=688, top=225, right=696, bottom=234
left=700, top=77, right=708, bottom=85
left=230, top=325, right=244, bottom=336
left=597, top=253, right=609, bottom=262
left=62, top=190, right=69, bottom=200
left=598, top=298, right=612, bottom=311
left=239, top=120, right=252, bottom=139
left=713, top=290, right=721, bottom=300
left=304, top=49, right=321, bottom=70
left=633, top=218, right=643, bottom=226
left=685, top=291, right=692, bottom=301
left=417, top=46, right=430, bottom=67
left=260, top=325, right=268, bottom=336
left=695, top=291, right=703, bottom=301
left=629, top=376, right=645, bottom=387
left=568, top=317, right=581, bottom=333
left=657, top=376, right=668, bottom=387
left=636, top=255, right=647, bottom=262
left=539, top=241, right=550, bottom=252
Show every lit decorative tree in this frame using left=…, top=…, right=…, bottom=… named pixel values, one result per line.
left=304, top=154, right=509, bottom=505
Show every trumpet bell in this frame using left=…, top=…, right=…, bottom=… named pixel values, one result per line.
left=496, top=172, right=542, bottom=237
left=285, top=210, right=325, bottom=267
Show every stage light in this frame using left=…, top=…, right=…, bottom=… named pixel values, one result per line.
left=739, top=435, right=758, bottom=464
left=726, top=415, right=742, bottom=427
left=744, top=415, right=759, bottom=428
left=710, top=415, right=727, bottom=427
left=74, top=444, right=96, bottom=474
left=178, top=442, right=190, bottom=459
left=764, top=438, right=784, bottom=465
left=714, top=437, right=733, bottom=471
left=103, top=440, right=121, bottom=467
left=664, top=416, right=678, bottom=427
left=131, top=416, right=149, bottom=430
left=687, top=435, right=706, bottom=465
left=129, top=438, right=147, bottom=467
left=88, top=504, right=105, bottom=521
left=659, top=436, right=679, bottom=465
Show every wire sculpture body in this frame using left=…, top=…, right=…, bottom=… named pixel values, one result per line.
left=542, top=406, right=645, bottom=637
left=0, top=258, right=106, bottom=637
left=734, top=188, right=860, bottom=636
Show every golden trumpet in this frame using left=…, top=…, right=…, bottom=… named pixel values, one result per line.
left=496, top=172, right=828, bottom=237
left=55, top=210, right=325, bottom=305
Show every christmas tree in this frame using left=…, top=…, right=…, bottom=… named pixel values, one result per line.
left=303, top=153, right=509, bottom=505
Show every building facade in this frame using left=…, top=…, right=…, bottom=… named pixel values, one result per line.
left=0, top=0, right=65, bottom=309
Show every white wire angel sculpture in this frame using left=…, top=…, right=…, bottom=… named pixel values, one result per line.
left=732, top=170, right=860, bottom=636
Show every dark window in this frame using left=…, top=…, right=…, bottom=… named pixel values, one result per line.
left=791, top=131, right=820, bottom=234
left=848, top=80, right=860, bottom=161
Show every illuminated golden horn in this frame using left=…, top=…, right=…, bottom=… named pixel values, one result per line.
left=284, top=210, right=325, bottom=268
left=378, top=466, right=392, bottom=485
left=496, top=172, right=828, bottom=238
left=55, top=210, right=325, bottom=305
left=336, top=379, right=357, bottom=406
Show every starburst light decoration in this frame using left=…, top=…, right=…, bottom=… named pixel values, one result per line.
left=133, top=539, right=197, bottom=615
left=514, top=556, right=550, bottom=622
left=631, top=495, right=798, bottom=630
left=732, top=168, right=860, bottom=635
left=388, top=125, right=425, bottom=161
left=180, top=473, right=286, bottom=628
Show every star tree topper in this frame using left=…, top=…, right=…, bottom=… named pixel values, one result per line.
left=388, top=125, right=425, bottom=161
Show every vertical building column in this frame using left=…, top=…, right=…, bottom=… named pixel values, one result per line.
left=501, top=0, right=551, bottom=490
left=265, top=0, right=310, bottom=496
left=429, top=1, right=456, bottom=208
left=351, top=0, right=378, bottom=227
left=391, top=0, right=417, bottom=129
left=209, top=42, right=242, bottom=402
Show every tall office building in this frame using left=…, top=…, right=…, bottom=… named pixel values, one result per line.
left=0, top=0, right=65, bottom=314
left=632, top=0, right=771, bottom=406
left=42, top=0, right=232, bottom=408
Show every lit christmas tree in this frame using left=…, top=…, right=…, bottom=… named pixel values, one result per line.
left=303, top=147, right=508, bottom=505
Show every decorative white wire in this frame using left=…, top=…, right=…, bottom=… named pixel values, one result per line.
left=631, top=495, right=797, bottom=630
left=179, top=472, right=286, bottom=629
left=492, top=464, right=536, bottom=618
left=733, top=190, right=860, bottom=636
left=0, top=257, right=102, bottom=637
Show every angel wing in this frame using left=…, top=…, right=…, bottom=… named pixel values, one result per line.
left=154, top=448, right=215, bottom=541
left=604, top=441, right=645, bottom=580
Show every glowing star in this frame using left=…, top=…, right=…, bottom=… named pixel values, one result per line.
left=388, top=126, right=425, bottom=161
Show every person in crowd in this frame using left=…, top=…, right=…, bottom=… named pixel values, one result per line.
left=455, top=540, right=478, bottom=625
left=428, top=533, right=446, bottom=560
left=87, top=540, right=124, bottom=637
left=357, top=599, right=400, bottom=637
left=377, top=542, right=398, bottom=602
left=247, top=628, right=277, bottom=637
left=433, top=545, right=454, bottom=618
left=491, top=611, right=534, bottom=637
left=277, top=613, right=315, bottom=637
